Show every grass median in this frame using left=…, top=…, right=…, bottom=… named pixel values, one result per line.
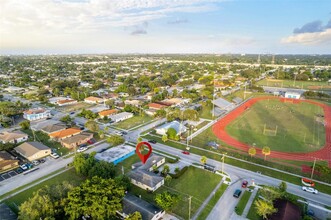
left=235, top=190, right=252, bottom=215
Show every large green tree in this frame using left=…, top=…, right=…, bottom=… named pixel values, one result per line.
left=155, top=191, right=179, bottom=211
left=125, top=211, right=142, bottom=220
left=88, top=160, right=116, bottom=179
left=107, top=134, right=125, bottom=146
left=85, top=120, right=99, bottom=132
left=254, top=199, right=277, bottom=219
left=64, top=176, right=125, bottom=220
left=72, top=152, right=97, bottom=177
left=166, top=128, right=177, bottom=140
left=19, top=182, right=74, bottom=220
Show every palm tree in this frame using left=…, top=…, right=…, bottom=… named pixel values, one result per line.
left=162, top=135, right=168, bottom=142
left=262, top=146, right=271, bottom=160
left=200, top=156, right=207, bottom=165
left=254, top=199, right=277, bottom=219
left=248, top=147, right=256, bottom=158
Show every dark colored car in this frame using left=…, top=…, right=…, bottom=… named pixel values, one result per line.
left=121, top=131, right=128, bottom=135
left=148, top=140, right=157, bottom=144
left=99, top=148, right=107, bottom=153
left=242, top=180, right=248, bottom=188
left=39, top=158, right=46, bottom=163
left=87, top=139, right=95, bottom=144
left=16, top=167, right=24, bottom=173
left=79, top=144, right=88, bottom=148
left=233, top=189, right=242, bottom=198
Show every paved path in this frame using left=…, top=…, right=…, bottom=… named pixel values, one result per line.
left=242, top=189, right=257, bottom=218
left=192, top=178, right=224, bottom=220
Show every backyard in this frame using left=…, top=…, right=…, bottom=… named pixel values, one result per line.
left=113, top=114, right=153, bottom=130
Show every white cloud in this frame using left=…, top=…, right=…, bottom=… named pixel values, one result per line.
left=281, top=28, right=331, bottom=45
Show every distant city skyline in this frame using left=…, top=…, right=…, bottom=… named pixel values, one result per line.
left=1, top=0, right=331, bottom=55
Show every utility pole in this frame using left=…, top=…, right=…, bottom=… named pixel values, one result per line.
left=311, top=157, right=317, bottom=180
left=221, top=154, right=225, bottom=174
left=188, top=196, right=192, bottom=220
left=212, top=74, right=215, bottom=119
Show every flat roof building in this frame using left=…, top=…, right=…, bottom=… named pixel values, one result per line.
left=95, top=145, right=135, bottom=165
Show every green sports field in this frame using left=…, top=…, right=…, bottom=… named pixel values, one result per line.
left=225, top=99, right=325, bottom=152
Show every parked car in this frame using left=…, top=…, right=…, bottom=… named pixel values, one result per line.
left=79, top=144, right=88, bottom=148
left=70, top=111, right=75, bottom=115
left=242, top=180, right=248, bottom=188
left=302, top=186, right=318, bottom=194
left=233, top=189, right=242, bottom=198
left=87, top=139, right=95, bottom=144
left=16, top=167, right=24, bottom=173
left=148, top=140, right=157, bottom=144
left=77, top=146, right=88, bottom=153
left=39, top=158, right=46, bottom=163
left=182, top=151, right=190, bottom=155
left=50, top=152, right=60, bottom=159
left=115, top=131, right=123, bottom=136
left=32, top=160, right=40, bottom=166
left=20, top=164, right=28, bottom=171
left=99, top=148, right=107, bottom=153
left=121, top=131, right=128, bottom=135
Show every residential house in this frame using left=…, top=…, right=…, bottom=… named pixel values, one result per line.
left=40, top=123, right=67, bottom=135
left=49, top=128, right=81, bottom=140
left=155, top=121, right=187, bottom=136
left=31, top=119, right=62, bottom=131
left=148, top=103, right=168, bottom=110
left=0, top=151, right=19, bottom=171
left=119, top=194, right=165, bottom=220
left=15, top=142, right=51, bottom=161
left=98, top=109, right=118, bottom=119
left=161, top=98, right=190, bottom=107
left=23, top=108, right=51, bottom=121
left=124, top=100, right=141, bottom=107
left=84, top=96, right=104, bottom=104
left=128, top=154, right=165, bottom=192
left=0, top=130, right=28, bottom=144
left=109, top=112, right=133, bottom=123
left=57, top=99, right=77, bottom=106
left=4, top=86, right=25, bottom=93
left=61, top=132, right=93, bottom=149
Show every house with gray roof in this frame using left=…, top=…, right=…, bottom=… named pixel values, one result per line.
left=128, top=154, right=165, bottom=192
left=15, top=142, right=51, bottom=161
left=40, top=123, right=66, bottom=134
left=119, top=194, right=165, bottom=220
left=0, top=130, right=28, bottom=144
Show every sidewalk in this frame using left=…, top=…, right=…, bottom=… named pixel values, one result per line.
left=192, top=179, right=224, bottom=220
left=242, top=189, right=257, bottom=218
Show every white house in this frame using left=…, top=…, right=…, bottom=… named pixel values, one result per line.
left=109, top=112, right=133, bottom=123
left=128, top=155, right=165, bottom=192
left=84, top=96, right=104, bottom=104
left=155, top=121, right=187, bottom=136
left=23, top=108, right=51, bottom=121
left=0, top=131, right=28, bottom=144
left=285, top=92, right=301, bottom=99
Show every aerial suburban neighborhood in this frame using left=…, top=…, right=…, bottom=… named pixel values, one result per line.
left=1, top=0, right=331, bottom=220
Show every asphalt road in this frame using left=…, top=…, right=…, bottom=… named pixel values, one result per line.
left=0, top=141, right=109, bottom=196
left=147, top=140, right=331, bottom=207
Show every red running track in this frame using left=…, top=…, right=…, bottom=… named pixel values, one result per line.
left=212, top=96, right=331, bottom=167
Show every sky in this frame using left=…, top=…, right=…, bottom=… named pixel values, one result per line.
left=1, top=0, right=331, bottom=55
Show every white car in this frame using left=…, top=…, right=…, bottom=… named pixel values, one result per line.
left=302, top=186, right=318, bottom=194
left=32, top=160, right=40, bottom=166
left=20, top=164, right=28, bottom=171
left=77, top=146, right=88, bottom=153
left=50, top=152, right=60, bottom=159
left=114, top=131, right=123, bottom=136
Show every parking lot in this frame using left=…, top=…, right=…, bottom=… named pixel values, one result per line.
left=0, top=170, right=18, bottom=182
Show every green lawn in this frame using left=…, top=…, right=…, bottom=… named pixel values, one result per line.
left=130, top=166, right=222, bottom=219
left=246, top=189, right=262, bottom=220
left=56, top=102, right=93, bottom=113
left=114, top=115, right=153, bottom=130
left=225, top=99, right=325, bottom=152
left=4, top=169, right=84, bottom=214
left=235, top=190, right=252, bottom=215
left=197, top=183, right=228, bottom=220
left=199, top=105, right=213, bottom=119
left=256, top=78, right=330, bottom=90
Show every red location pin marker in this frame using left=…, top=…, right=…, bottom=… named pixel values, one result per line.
left=136, top=141, right=152, bottom=164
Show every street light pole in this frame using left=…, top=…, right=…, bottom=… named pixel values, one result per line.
left=311, top=157, right=317, bottom=180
